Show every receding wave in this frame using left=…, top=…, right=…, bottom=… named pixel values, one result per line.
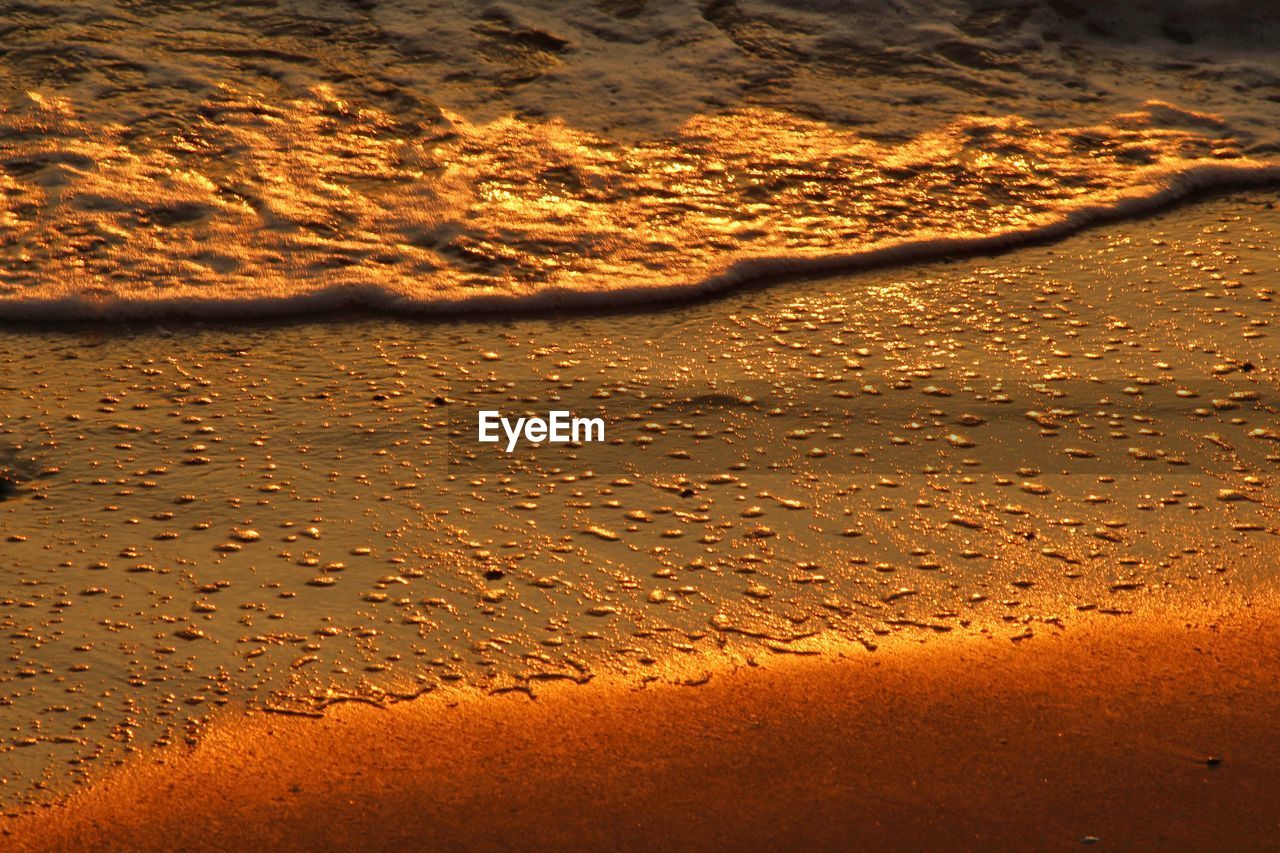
left=1, top=0, right=1278, bottom=321
left=1, top=91, right=1276, bottom=321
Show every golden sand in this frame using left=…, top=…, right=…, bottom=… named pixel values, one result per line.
left=2, top=193, right=1278, bottom=817
left=5, top=603, right=1279, bottom=850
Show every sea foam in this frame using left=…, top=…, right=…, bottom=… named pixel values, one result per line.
left=1, top=0, right=1278, bottom=321
left=1, top=91, right=1275, bottom=321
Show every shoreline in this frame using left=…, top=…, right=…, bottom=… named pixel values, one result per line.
left=4, top=3, right=1280, bottom=848
left=4, top=603, right=1279, bottom=850
left=1, top=179, right=1277, bottom=329
left=2, top=189, right=1279, bottom=813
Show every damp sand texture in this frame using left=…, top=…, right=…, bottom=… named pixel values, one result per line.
left=2, top=194, right=1280, bottom=833
left=3, top=0, right=1280, bottom=848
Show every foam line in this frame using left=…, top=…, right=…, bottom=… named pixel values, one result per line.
left=1, top=161, right=1275, bottom=323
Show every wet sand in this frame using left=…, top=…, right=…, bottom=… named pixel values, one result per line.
left=2, top=191, right=1280, bottom=815
left=4, top=602, right=1279, bottom=851
left=4, top=3, right=1280, bottom=847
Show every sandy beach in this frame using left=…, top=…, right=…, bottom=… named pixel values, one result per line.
left=3, top=1, right=1280, bottom=848
left=6, top=604, right=1280, bottom=850
left=3, top=190, right=1280, bottom=848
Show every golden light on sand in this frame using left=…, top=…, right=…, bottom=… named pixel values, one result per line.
left=3, top=0, right=1280, bottom=845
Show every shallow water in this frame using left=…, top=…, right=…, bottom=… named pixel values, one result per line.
left=2, top=191, right=1279, bottom=806
left=1, top=1, right=1278, bottom=318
